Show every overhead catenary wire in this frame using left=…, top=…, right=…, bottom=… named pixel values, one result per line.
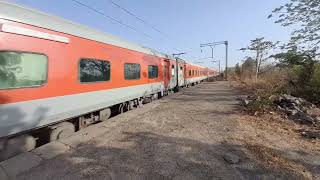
left=108, top=0, right=167, bottom=37
left=107, top=0, right=197, bottom=57
left=70, top=0, right=152, bottom=39
left=70, top=0, right=198, bottom=60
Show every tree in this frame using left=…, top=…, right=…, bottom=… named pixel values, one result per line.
left=269, top=0, right=320, bottom=52
left=241, top=57, right=255, bottom=80
left=234, top=63, right=241, bottom=79
left=240, top=37, right=278, bottom=81
left=273, top=49, right=317, bottom=87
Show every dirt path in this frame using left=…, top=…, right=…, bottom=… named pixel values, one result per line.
left=17, top=81, right=320, bottom=180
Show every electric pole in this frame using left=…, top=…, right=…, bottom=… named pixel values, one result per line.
left=225, top=41, right=228, bottom=80
left=200, top=41, right=228, bottom=80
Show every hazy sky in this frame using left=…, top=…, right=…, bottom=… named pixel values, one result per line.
left=11, top=0, right=292, bottom=70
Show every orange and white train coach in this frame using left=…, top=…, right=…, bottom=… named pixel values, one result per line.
left=0, top=2, right=215, bottom=160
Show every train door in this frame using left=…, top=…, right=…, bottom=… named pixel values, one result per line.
left=178, top=61, right=185, bottom=87
left=163, top=60, right=170, bottom=89
left=184, top=63, right=187, bottom=85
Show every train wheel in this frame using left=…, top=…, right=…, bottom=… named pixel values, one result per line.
left=138, top=98, right=143, bottom=107
left=123, top=102, right=129, bottom=112
left=49, top=122, right=75, bottom=142
left=128, top=101, right=135, bottom=110
left=0, top=135, right=36, bottom=161
left=100, top=108, right=111, bottom=121
left=118, top=104, right=124, bottom=113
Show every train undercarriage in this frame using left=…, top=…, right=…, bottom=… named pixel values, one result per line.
left=0, top=85, right=197, bottom=161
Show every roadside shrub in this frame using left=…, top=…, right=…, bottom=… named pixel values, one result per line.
left=311, top=64, right=320, bottom=88
left=246, top=96, right=274, bottom=114
left=285, top=64, right=320, bottom=104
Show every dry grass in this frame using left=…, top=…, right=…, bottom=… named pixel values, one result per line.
left=235, top=113, right=320, bottom=179
left=245, top=144, right=313, bottom=179
left=242, top=78, right=287, bottom=96
left=231, top=80, right=320, bottom=178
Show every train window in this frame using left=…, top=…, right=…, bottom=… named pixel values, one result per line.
left=0, top=51, right=48, bottom=89
left=79, top=58, right=110, bottom=83
left=124, top=63, right=140, bottom=80
left=171, top=65, right=175, bottom=77
left=148, top=65, right=158, bottom=79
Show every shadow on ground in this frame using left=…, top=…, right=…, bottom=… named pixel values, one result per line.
left=0, top=93, right=48, bottom=161
left=14, top=82, right=316, bottom=179
left=18, top=132, right=305, bottom=180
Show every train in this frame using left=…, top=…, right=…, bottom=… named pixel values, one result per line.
left=0, top=2, right=216, bottom=160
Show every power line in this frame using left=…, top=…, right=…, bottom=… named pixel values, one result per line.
left=107, top=0, right=194, bottom=55
left=70, top=0, right=152, bottom=39
left=108, top=0, right=167, bottom=37
left=70, top=0, right=198, bottom=60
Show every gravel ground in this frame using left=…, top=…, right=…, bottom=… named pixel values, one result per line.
left=17, top=81, right=320, bottom=180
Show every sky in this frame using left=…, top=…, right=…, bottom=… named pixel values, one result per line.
left=9, top=0, right=293, bottom=70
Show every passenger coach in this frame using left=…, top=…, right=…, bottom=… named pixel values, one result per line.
left=0, top=2, right=215, bottom=160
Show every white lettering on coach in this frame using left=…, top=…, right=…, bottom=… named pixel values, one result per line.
left=1, top=24, right=70, bottom=43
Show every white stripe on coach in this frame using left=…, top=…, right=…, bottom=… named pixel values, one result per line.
left=0, top=82, right=164, bottom=138
left=1, top=23, right=70, bottom=43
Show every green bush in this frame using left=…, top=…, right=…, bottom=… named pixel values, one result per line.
left=287, top=63, right=320, bottom=104
left=311, top=64, right=320, bottom=87
left=289, top=65, right=304, bottom=84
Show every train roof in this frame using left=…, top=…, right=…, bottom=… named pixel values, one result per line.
left=0, top=1, right=175, bottom=59
left=0, top=2, right=213, bottom=69
left=178, top=58, right=206, bottom=69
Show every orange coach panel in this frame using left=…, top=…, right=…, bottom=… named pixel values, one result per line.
left=0, top=20, right=165, bottom=104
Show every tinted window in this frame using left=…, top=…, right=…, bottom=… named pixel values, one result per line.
left=0, top=51, right=47, bottom=89
left=125, top=63, right=140, bottom=80
left=148, top=65, right=158, bottom=79
left=79, top=58, right=110, bottom=83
